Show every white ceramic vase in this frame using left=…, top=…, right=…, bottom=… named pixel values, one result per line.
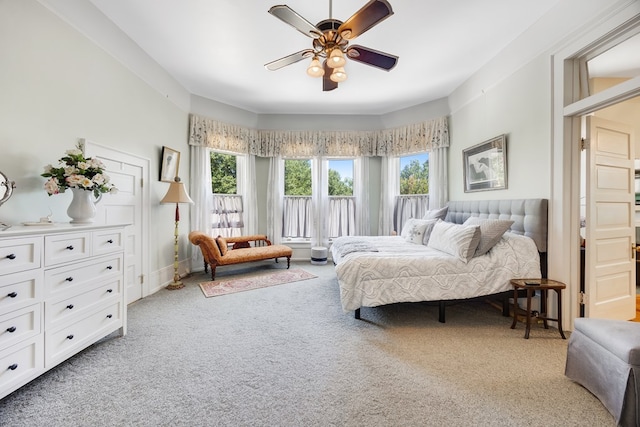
left=67, top=188, right=102, bottom=224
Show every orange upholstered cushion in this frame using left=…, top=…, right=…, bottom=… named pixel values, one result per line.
left=217, top=236, right=228, bottom=256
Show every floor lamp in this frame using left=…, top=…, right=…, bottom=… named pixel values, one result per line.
left=160, top=177, right=194, bottom=290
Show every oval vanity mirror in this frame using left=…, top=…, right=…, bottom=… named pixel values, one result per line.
left=0, top=171, right=16, bottom=207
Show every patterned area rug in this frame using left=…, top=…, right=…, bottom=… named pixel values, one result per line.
left=199, top=268, right=317, bottom=298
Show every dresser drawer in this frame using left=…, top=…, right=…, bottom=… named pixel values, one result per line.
left=44, top=232, right=91, bottom=267
left=0, top=270, right=42, bottom=314
left=0, top=305, right=41, bottom=351
left=45, top=301, right=121, bottom=367
left=44, top=254, right=122, bottom=298
left=0, top=237, right=42, bottom=276
left=45, top=278, right=121, bottom=328
left=0, top=337, right=43, bottom=399
left=92, top=229, right=124, bottom=256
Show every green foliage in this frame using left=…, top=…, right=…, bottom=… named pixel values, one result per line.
left=210, top=152, right=237, bottom=194
left=284, top=159, right=312, bottom=195
left=400, top=159, right=429, bottom=194
left=328, top=169, right=353, bottom=196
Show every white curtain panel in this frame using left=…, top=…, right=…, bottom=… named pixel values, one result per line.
left=378, top=156, right=400, bottom=236
left=429, top=145, right=449, bottom=209
left=354, top=157, right=370, bottom=236
left=266, top=156, right=284, bottom=245
left=189, top=145, right=214, bottom=267
left=311, top=158, right=329, bottom=247
left=237, top=153, right=257, bottom=235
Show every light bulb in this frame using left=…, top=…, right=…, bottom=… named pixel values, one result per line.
left=329, top=67, right=347, bottom=83
left=306, top=57, right=324, bottom=78
left=327, top=48, right=346, bottom=68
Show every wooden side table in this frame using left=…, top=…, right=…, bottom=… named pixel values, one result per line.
left=510, top=278, right=566, bottom=339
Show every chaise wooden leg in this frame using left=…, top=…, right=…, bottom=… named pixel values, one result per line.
left=204, top=261, right=208, bottom=274
left=286, top=256, right=290, bottom=269
left=211, top=265, right=216, bottom=281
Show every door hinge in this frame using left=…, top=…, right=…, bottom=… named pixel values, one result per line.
left=580, top=138, right=588, bottom=151
left=579, top=291, right=587, bottom=305
left=140, top=178, right=143, bottom=188
left=140, top=275, right=144, bottom=285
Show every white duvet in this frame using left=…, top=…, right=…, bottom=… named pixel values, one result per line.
left=331, top=232, right=541, bottom=312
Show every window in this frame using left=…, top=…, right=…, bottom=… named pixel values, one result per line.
left=283, top=159, right=312, bottom=239
left=210, top=152, right=243, bottom=236
left=395, top=153, right=430, bottom=232
left=282, top=158, right=357, bottom=240
left=328, top=159, right=355, bottom=238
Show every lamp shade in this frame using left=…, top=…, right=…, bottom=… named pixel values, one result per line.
left=306, top=57, right=324, bottom=78
left=328, top=48, right=346, bottom=68
left=160, top=177, right=194, bottom=204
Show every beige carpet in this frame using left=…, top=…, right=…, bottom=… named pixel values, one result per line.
left=0, top=262, right=616, bottom=426
left=199, top=268, right=317, bottom=297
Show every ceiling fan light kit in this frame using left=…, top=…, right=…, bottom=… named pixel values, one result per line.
left=265, top=0, right=398, bottom=91
left=306, top=57, right=325, bottom=77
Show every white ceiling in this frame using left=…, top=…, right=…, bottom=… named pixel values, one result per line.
left=83, top=0, right=570, bottom=115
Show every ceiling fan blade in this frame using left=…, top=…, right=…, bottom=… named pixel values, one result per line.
left=268, top=5, right=322, bottom=39
left=337, top=0, right=393, bottom=40
left=323, top=60, right=338, bottom=91
left=347, top=45, right=398, bottom=71
left=265, top=49, right=314, bottom=71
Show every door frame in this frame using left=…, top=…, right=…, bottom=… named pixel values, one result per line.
left=551, top=6, right=640, bottom=330
left=82, top=140, right=152, bottom=299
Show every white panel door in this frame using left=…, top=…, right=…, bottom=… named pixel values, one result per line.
left=83, top=141, right=150, bottom=304
left=585, top=116, right=635, bottom=320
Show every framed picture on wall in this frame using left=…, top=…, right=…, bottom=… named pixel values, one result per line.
left=160, top=146, right=180, bottom=182
left=463, top=135, right=507, bottom=192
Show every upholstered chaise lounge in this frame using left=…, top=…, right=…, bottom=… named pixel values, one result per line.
left=189, top=231, right=292, bottom=280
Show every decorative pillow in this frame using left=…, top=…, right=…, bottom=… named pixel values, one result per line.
left=463, top=217, right=515, bottom=257
left=427, top=221, right=481, bottom=263
left=400, top=218, right=436, bottom=245
left=422, top=206, right=448, bottom=221
left=216, top=236, right=228, bottom=256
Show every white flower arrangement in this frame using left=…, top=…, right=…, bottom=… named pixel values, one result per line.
left=41, top=146, right=118, bottom=198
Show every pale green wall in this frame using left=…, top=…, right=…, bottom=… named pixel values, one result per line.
left=0, top=0, right=190, bottom=273
left=448, top=55, right=552, bottom=201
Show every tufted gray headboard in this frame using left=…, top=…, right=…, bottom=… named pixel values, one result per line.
left=445, top=199, right=548, bottom=253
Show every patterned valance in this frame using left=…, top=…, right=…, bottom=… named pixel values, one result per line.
left=188, top=114, right=449, bottom=157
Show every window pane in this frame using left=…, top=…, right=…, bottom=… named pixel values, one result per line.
left=284, top=159, right=312, bottom=196
left=328, top=159, right=353, bottom=196
left=583, top=32, right=640, bottom=99
left=400, top=153, right=429, bottom=195
left=210, top=152, right=237, bottom=194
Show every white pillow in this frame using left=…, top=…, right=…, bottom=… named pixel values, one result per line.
left=427, top=221, right=481, bottom=263
left=422, top=206, right=448, bottom=221
left=401, top=218, right=437, bottom=245
left=463, top=217, right=514, bottom=257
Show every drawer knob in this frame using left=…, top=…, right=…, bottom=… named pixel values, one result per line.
left=65, top=277, right=73, bottom=282
left=66, top=334, right=74, bottom=340
left=6, top=326, right=16, bottom=333
left=66, top=304, right=74, bottom=310
left=106, top=289, right=113, bottom=293
left=5, top=254, right=16, bottom=260
left=107, top=239, right=114, bottom=244
left=7, top=364, right=18, bottom=371
left=66, top=245, right=74, bottom=251
left=106, top=314, right=113, bottom=319
left=106, top=265, right=113, bottom=270
left=7, top=292, right=17, bottom=298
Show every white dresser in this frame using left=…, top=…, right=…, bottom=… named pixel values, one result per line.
left=0, top=223, right=126, bottom=400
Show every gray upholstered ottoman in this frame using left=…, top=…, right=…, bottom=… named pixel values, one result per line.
left=565, top=318, right=640, bottom=427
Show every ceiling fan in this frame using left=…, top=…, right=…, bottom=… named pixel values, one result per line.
left=264, top=0, right=399, bottom=91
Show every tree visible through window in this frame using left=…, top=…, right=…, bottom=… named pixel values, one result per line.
left=400, top=153, right=429, bottom=194
left=210, top=152, right=237, bottom=194
left=329, top=159, right=353, bottom=196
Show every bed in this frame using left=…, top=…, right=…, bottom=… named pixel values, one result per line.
left=330, top=198, right=548, bottom=322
